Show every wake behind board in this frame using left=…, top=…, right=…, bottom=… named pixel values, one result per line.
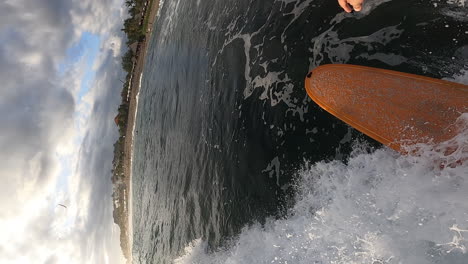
left=305, top=64, right=468, bottom=153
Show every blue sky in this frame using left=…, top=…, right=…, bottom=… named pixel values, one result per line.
left=60, top=32, right=101, bottom=102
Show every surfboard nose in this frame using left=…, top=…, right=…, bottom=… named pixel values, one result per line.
left=305, top=64, right=468, bottom=153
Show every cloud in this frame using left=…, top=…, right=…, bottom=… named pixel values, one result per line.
left=0, top=0, right=128, bottom=263
left=71, top=48, right=126, bottom=264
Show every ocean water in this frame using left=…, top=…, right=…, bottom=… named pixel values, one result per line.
left=174, top=114, right=468, bottom=264
left=132, top=0, right=468, bottom=263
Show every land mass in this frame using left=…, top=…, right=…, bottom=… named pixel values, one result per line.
left=111, top=0, right=160, bottom=262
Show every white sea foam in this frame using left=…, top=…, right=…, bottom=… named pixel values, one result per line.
left=156, top=0, right=166, bottom=18
left=446, top=0, right=466, bottom=7
left=174, top=113, right=468, bottom=264
left=129, top=73, right=142, bottom=261
left=445, top=69, right=468, bottom=85
left=159, top=0, right=182, bottom=45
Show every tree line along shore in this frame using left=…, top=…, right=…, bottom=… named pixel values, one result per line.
left=111, top=0, right=158, bottom=261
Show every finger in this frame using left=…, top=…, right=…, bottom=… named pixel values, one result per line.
left=348, top=0, right=363, bottom=11
left=338, top=0, right=353, bottom=13
left=352, top=3, right=362, bottom=11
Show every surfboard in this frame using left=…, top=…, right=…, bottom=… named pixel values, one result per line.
left=305, top=64, right=468, bottom=153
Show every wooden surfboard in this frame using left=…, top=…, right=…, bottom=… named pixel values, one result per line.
left=305, top=64, right=468, bottom=153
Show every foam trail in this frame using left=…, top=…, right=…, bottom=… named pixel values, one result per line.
left=174, top=113, right=468, bottom=264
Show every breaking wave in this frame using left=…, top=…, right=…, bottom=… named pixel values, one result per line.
left=175, top=113, right=468, bottom=264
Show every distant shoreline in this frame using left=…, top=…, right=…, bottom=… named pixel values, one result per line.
left=114, top=0, right=161, bottom=262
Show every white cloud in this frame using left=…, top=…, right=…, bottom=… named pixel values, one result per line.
left=0, top=0, right=129, bottom=263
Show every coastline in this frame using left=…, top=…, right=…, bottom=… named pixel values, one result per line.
left=120, top=0, right=161, bottom=262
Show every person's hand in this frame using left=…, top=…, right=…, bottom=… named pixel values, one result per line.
left=338, top=0, right=365, bottom=12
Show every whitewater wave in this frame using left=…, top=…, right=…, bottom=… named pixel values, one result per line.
left=175, top=113, right=468, bottom=264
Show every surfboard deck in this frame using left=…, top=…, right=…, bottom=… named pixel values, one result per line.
left=305, top=64, right=468, bottom=153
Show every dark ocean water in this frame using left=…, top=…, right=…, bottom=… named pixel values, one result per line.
left=132, top=0, right=468, bottom=263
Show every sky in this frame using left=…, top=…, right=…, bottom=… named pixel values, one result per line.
left=0, top=0, right=130, bottom=263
